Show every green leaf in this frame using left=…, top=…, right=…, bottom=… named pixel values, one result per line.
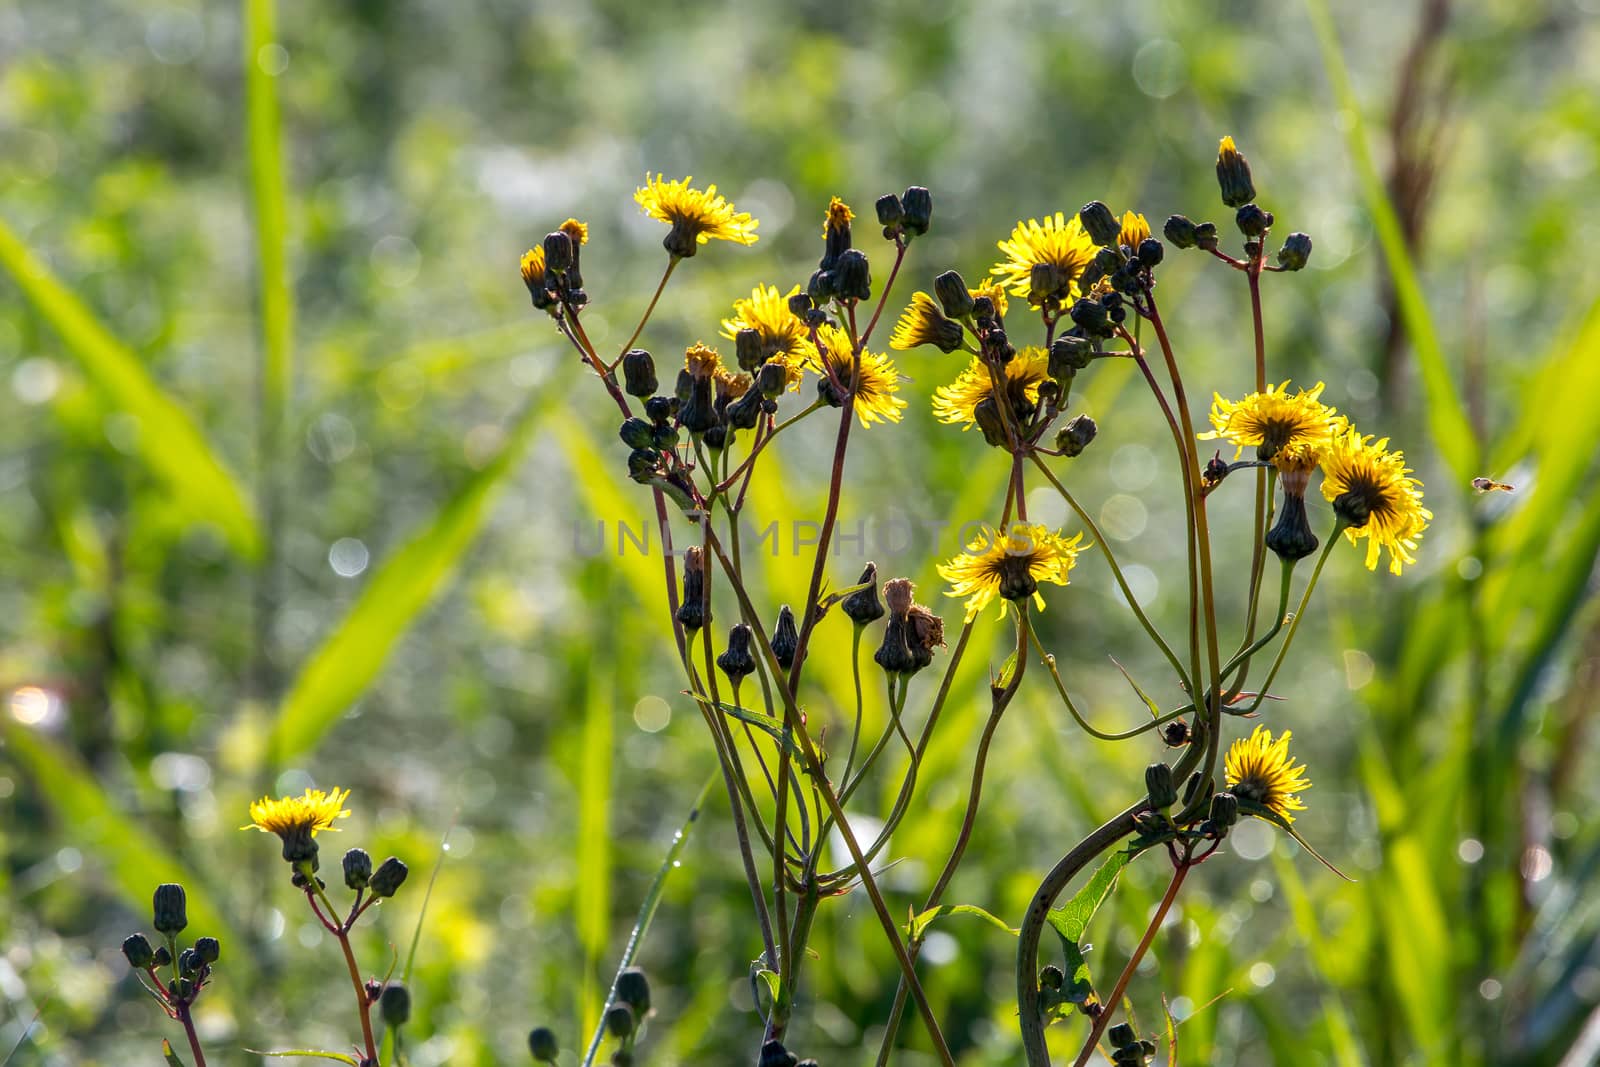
left=245, top=1050, right=360, bottom=1064
left=269, top=390, right=551, bottom=761
left=161, top=1040, right=186, bottom=1067
left=0, top=217, right=260, bottom=556
left=906, top=903, right=1019, bottom=942
left=576, top=651, right=614, bottom=1043
left=755, top=968, right=783, bottom=1012
left=1, top=721, right=234, bottom=943
left=712, top=701, right=796, bottom=752
left=1304, top=0, right=1478, bottom=484
left=1046, top=851, right=1129, bottom=1012
left=1109, top=656, right=1160, bottom=718
left=244, top=0, right=294, bottom=467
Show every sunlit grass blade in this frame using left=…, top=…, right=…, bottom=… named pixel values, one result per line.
left=1, top=721, right=234, bottom=943
left=576, top=648, right=615, bottom=1044
left=1304, top=0, right=1478, bottom=485
left=269, top=389, right=553, bottom=761
left=244, top=0, right=293, bottom=439
left=0, top=217, right=260, bottom=557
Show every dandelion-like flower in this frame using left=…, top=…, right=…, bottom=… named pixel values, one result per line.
left=1117, top=211, right=1151, bottom=248
left=890, top=292, right=966, bottom=353
left=1199, top=381, right=1343, bottom=471
left=1225, top=726, right=1310, bottom=823
left=720, top=283, right=814, bottom=388
left=244, top=787, right=352, bottom=863
left=932, top=346, right=1051, bottom=429
left=812, top=324, right=905, bottom=427
left=634, top=175, right=758, bottom=258
left=990, top=213, right=1099, bottom=304
left=1319, top=426, right=1431, bottom=574
left=937, top=522, right=1084, bottom=620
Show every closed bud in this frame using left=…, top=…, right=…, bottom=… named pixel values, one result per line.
left=676, top=547, right=709, bottom=632
left=122, top=933, right=155, bottom=969
left=703, top=423, right=730, bottom=451
left=756, top=361, right=789, bottom=398
left=970, top=295, right=996, bottom=321
left=1193, top=221, right=1219, bottom=251
left=528, top=1026, right=560, bottom=1062
left=1054, top=414, right=1098, bottom=457
left=875, top=193, right=904, bottom=228
left=627, top=447, right=663, bottom=483
left=1209, top=791, right=1240, bottom=829
left=193, top=936, right=220, bottom=965
left=1068, top=297, right=1112, bottom=339
left=644, top=395, right=676, bottom=425
left=900, top=186, right=932, bottom=237
left=1136, top=237, right=1164, bottom=268
left=1040, top=964, right=1065, bottom=990
left=604, top=1003, right=635, bottom=1039
left=153, top=883, right=188, bottom=937
left=370, top=856, right=409, bottom=898
left=1265, top=492, right=1320, bottom=562
left=1163, top=719, right=1191, bottom=747
left=842, top=563, right=886, bottom=624
left=619, top=417, right=656, bottom=450
left=621, top=350, right=658, bottom=397
left=1145, top=762, right=1177, bottom=809
left=835, top=249, right=872, bottom=302
left=1029, top=262, right=1065, bottom=305
left=153, top=945, right=172, bottom=967
left=735, top=329, right=765, bottom=372
left=717, top=623, right=757, bottom=684
left=175, top=976, right=194, bottom=1001
left=727, top=387, right=765, bottom=431
left=1163, top=214, right=1198, bottom=248
left=1277, top=231, right=1313, bottom=271
left=178, top=948, right=200, bottom=978
left=1182, top=771, right=1204, bottom=806
left=1108, top=1022, right=1138, bottom=1049
left=1215, top=136, right=1257, bottom=208
left=1079, top=201, right=1121, bottom=246
left=787, top=292, right=813, bottom=319
left=972, top=397, right=1009, bottom=448
left=771, top=606, right=800, bottom=671
left=1235, top=204, right=1273, bottom=237
left=1049, top=336, right=1091, bottom=380
left=932, top=271, right=974, bottom=319
left=807, top=268, right=835, bottom=304
left=381, top=983, right=412, bottom=1027
left=761, top=1039, right=800, bottom=1067
left=342, top=847, right=373, bottom=891
left=615, top=967, right=652, bottom=1016
left=542, top=231, right=574, bottom=274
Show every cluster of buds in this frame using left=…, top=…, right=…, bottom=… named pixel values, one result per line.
left=529, top=967, right=653, bottom=1066
left=759, top=1038, right=822, bottom=1067
left=1107, top=1022, right=1158, bottom=1065
left=1163, top=137, right=1313, bottom=271
left=520, top=219, right=590, bottom=314
left=120, top=883, right=219, bottom=1031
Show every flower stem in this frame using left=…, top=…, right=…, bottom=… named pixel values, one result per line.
left=613, top=256, right=679, bottom=366
left=174, top=1000, right=208, bottom=1067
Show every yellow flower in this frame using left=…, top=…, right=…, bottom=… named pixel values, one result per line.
left=932, top=346, right=1051, bottom=429
left=970, top=279, right=1009, bottom=319
left=244, top=787, right=352, bottom=862
left=719, top=283, right=815, bottom=389
left=634, top=175, right=758, bottom=257
left=558, top=217, right=589, bottom=245
left=812, top=324, right=905, bottom=427
left=518, top=246, right=545, bottom=289
left=822, top=196, right=855, bottom=239
left=1225, top=726, right=1310, bottom=823
left=990, top=212, right=1099, bottom=304
left=1199, top=380, right=1343, bottom=471
left=937, top=522, right=1084, bottom=620
left=1319, top=426, right=1432, bottom=575
left=890, top=292, right=966, bottom=353
left=1118, top=211, right=1151, bottom=248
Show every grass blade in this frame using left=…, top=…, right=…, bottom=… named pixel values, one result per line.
left=0, top=217, right=260, bottom=557
left=269, top=389, right=552, bottom=761
left=576, top=654, right=615, bottom=1044
left=244, top=0, right=294, bottom=437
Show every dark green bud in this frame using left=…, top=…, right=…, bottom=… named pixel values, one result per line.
left=619, top=418, right=657, bottom=449
left=122, top=933, right=155, bottom=969
left=153, top=883, right=188, bottom=937
left=178, top=948, right=200, bottom=979
left=1276, top=231, right=1312, bottom=271
left=900, top=186, right=932, bottom=237
left=1145, top=762, right=1177, bottom=809
left=761, top=1039, right=799, bottom=1067
left=1093, top=246, right=1123, bottom=276
left=842, top=563, right=886, bottom=624
left=1049, top=336, right=1091, bottom=380
left=835, top=248, right=872, bottom=302
left=614, top=967, right=652, bottom=1016
left=1029, top=262, right=1065, bottom=305
left=1235, top=204, right=1273, bottom=237
left=972, top=397, right=1009, bottom=448
left=807, top=268, right=836, bottom=304
left=528, top=1026, right=560, bottom=1062
left=193, top=937, right=220, bottom=965
left=1210, top=791, right=1240, bottom=829
left=933, top=270, right=974, bottom=318
left=735, top=329, right=764, bottom=372
left=644, top=395, right=675, bottom=424
left=1108, top=1022, right=1138, bottom=1049
left=604, top=1003, right=635, bottom=1039
left=175, top=976, right=194, bottom=1001
left=1182, top=771, right=1204, bottom=806
left=621, top=350, right=658, bottom=397
left=970, top=295, right=996, bottom=320
left=1163, top=214, right=1198, bottom=249
left=152, top=945, right=172, bottom=967
left=380, top=983, right=412, bottom=1027
left=1054, top=414, right=1098, bottom=458
left=1215, top=137, right=1257, bottom=208
left=771, top=606, right=800, bottom=671
left=652, top=422, right=679, bottom=451
left=1040, top=964, right=1065, bottom=990
left=611, top=1051, right=634, bottom=1067
left=343, top=847, right=373, bottom=891
left=1265, top=492, right=1320, bottom=562
left=370, top=857, right=409, bottom=898
left=702, top=424, right=730, bottom=451
left=1068, top=297, right=1112, bottom=339
left=627, top=448, right=662, bottom=484
left=1163, top=719, right=1191, bottom=747
left=756, top=361, right=788, bottom=399
left=726, top=387, right=765, bottom=431
left=716, top=623, right=757, bottom=684
left=787, top=292, right=813, bottom=319
left=542, top=231, right=574, bottom=274
left=875, top=193, right=904, bottom=228
left=1193, top=221, right=1219, bottom=251
left=1037, top=379, right=1060, bottom=409
left=1079, top=201, right=1121, bottom=246
left=1136, top=237, right=1164, bottom=268
left=676, top=548, right=708, bottom=632
left=1112, top=1048, right=1148, bottom=1066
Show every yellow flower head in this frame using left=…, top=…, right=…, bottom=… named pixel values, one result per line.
left=812, top=324, right=905, bottom=427
left=990, top=212, right=1099, bottom=305
left=1199, top=381, right=1343, bottom=475
left=685, top=342, right=724, bottom=379
left=244, top=786, right=352, bottom=862
left=932, top=346, right=1051, bottom=429
left=519, top=247, right=545, bottom=288
left=937, top=522, right=1084, bottom=620
left=1225, top=726, right=1310, bottom=823
left=1118, top=211, right=1151, bottom=248
left=1319, top=426, right=1432, bottom=575
left=890, top=292, right=966, bottom=353
left=720, top=284, right=815, bottom=389
left=634, top=175, right=758, bottom=257
left=823, top=196, right=855, bottom=238
left=559, top=217, right=589, bottom=245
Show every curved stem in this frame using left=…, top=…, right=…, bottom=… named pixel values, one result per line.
left=614, top=256, right=679, bottom=365
left=1030, top=627, right=1193, bottom=742
left=175, top=1001, right=208, bottom=1067
left=1235, top=526, right=1343, bottom=716
left=307, top=878, right=379, bottom=1064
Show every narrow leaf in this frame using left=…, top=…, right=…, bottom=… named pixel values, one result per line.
left=244, top=0, right=294, bottom=459
left=246, top=1050, right=360, bottom=1064
left=906, top=903, right=1018, bottom=941
left=161, top=1039, right=187, bottom=1067
left=1046, top=851, right=1130, bottom=1012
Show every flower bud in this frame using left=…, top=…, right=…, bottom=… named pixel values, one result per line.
left=1276, top=231, right=1313, bottom=271
left=341, top=847, right=373, bottom=891
left=787, top=292, right=813, bottom=319
left=1068, top=297, right=1112, bottom=339
left=193, top=936, right=220, bottom=965
left=1163, top=719, right=1191, bottom=747
left=615, top=967, right=652, bottom=1016
left=900, top=186, right=932, bottom=237
left=676, top=547, right=709, bottom=632
left=1145, top=762, right=1177, bottom=809
left=752, top=360, right=787, bottom=399
left=178, top=948, right=200, bottom=979
left=1193, top=221, right=1219, bottom=251
left=1108, top=1022, right=1138, bottom=1049
left=604, top=1003, right=635, bottom=1039
left=153, top=883, right=188, bottom=937
left=1265, top=492, right=1320, bottom=562
left=835, top=249, right=872, bottom=302
left=1078, top=201, right=1121, bottom=246
left=542, top=231, right=574, bottom=275
left=771, top=605, right=800, bottom=671
left=370, top=856, right=409, bottom=898
left=761, top=1039, right=799, bottom=1067
left=1163, top=214, right=1198, bottom=249
left=972, top=397, right=1009, bottom=448
left=1209, top=791, right=1240, bottom=829
left=619, top=417, right=656, bottom=450
left=875, top=193, right=904, bottom=229
left=735, top=329, right=765, bottom=372
left=153, top=945, right=172, bottom=967
left=381, top=983, right=412, bottom=1027
left=528, top=1027, right=560, bottom=1062
left=716, top=623, right=757, bottom=685
left=122, top=933, right=156, bottom=969
left=932, top=270, right=974, bottom=318
left=1136, top=238, right=1164, bottom=268
left=841, top=562, right=886, bottom=624
left=1215, top=136, right=1256, bottom=208
left=1040, top=964, right=1065, bottom=990
left=1054, top=414, right=1098, bottom=458
left=621, top=350, right=658, bottom=397
left=1048, top=336, right=1091, bottom=381
left=1235, top=204, right=1273, bottom=237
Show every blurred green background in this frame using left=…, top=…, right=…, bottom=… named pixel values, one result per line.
left=4, top=0, right=1600, bottom=1064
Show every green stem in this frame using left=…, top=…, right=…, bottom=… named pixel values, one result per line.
left=1030, top=627, right=1194, bottom=742
left=614, top=256, right=679, bottom=366
left=1235, top=526, right=1343, bottom=716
